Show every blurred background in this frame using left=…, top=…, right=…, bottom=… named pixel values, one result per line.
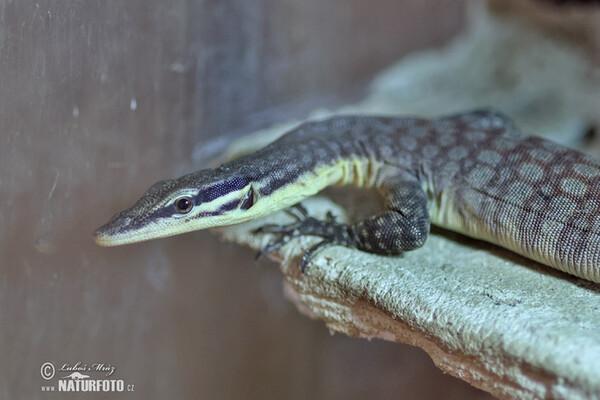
left=2, top=1, right=599, bottom=399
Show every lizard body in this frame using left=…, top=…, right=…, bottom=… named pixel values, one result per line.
left=94, top=110, right=600, bottom=283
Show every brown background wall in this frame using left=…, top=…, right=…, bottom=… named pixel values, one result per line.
left=0, top=1, right=494, bottom=398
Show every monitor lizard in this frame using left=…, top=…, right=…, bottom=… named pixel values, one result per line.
left=94, top=110, right=600, bottom=283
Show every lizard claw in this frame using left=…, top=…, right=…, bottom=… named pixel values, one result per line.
left=254, top=235, right=293, bottom=261
left=300, top=239, right=334, bottom=272
left=254, top=203, right=355, bottom=272
left=285, top=203, right=309, bottom=220
left=253, top=204, right=308, bottom=235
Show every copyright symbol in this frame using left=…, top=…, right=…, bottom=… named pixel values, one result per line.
left=40, top=362, right=55, bottom=380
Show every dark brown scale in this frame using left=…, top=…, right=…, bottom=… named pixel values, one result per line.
left=255, top=110, right=600, bottom=282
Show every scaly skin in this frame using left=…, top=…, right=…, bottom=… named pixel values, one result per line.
left=94, top=110, right=600, bottom=283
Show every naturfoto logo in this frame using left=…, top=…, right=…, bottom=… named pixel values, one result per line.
left=40, top=361, right=134, bottom=393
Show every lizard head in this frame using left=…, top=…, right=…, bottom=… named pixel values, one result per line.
left=93, top=166, right=265, bottom=246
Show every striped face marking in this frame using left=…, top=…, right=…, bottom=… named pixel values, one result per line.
left=93, top=172, right=260, bottom=246
left=94, top=111, right=600, bottom=283
left=94, top=152, right=381, bottom=247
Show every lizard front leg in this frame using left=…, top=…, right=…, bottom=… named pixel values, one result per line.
left=256, top=178, right=430, bottom=271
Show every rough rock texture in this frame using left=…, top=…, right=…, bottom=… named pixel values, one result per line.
left=216, top=195, right=600, bottom=400
left=212, top=4, right=600, bottom=400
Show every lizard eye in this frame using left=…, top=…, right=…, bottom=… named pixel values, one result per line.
left=174, top=196, right=194, bottom=214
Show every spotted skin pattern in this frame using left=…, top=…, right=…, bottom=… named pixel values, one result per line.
left=94, top=109, right=600, bottom=283
left=259, top=110, right=600, bottom=282
left=350, top=179, right=429, bottom=254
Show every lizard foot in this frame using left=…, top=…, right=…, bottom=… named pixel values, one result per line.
left=254, top=204, right=356, bottom=272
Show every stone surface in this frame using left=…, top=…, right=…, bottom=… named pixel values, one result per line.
left=217, top=195, right=600, bottom=400
left=215, top=7, right=600, bottom=398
